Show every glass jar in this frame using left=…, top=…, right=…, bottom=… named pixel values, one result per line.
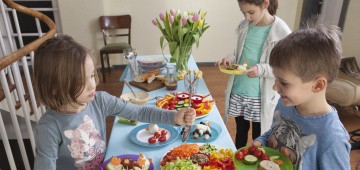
left=165, top=63, right=178, bottom=91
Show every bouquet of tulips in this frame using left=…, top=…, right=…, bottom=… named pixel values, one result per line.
left=152, top=9, right=209, bottom=71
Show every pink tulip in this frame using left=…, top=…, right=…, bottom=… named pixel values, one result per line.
left=159, top=12, right=166, bottom=21
left=169, top=15, right=174, bottom=24
left=181, top=17, right=187, bottom=25
left=152, top=19, right=157, bottom=26
left=170, top=8, right=176, bottom=16
left=192, top=13, right=199, bottom=22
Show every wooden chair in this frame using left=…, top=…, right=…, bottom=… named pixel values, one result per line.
left=99, top=15, right=132, bottom=83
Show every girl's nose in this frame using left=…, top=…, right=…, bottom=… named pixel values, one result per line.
left=244, top=14, right=251, bottom=21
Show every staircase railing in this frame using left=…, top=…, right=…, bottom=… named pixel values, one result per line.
left=0, top=0, right=56, bottom=169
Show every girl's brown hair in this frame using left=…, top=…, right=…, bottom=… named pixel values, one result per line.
left=34, top=34, right=98, bottom=111
left=238, top=0, right=278, bottom=15
left=269, top=21, right=342, bottom=83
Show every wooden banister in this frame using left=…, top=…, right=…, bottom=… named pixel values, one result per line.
left=0, top=0, right=57, bottom=71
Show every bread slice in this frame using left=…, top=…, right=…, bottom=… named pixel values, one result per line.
left=258, top=160, right=280, bottom=170
left=133, top=69, right=161, bottom=83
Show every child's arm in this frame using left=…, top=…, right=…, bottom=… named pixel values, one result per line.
left=253, top=129, right=272, bottom=146
left=256, top=63, right=274, bottom=78
left=33, top=123, right=60, bottom=169
left=318, top=141, right=351, bottom=169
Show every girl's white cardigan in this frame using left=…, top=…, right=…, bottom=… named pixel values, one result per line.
left=223, top=16, right=292, bottom=134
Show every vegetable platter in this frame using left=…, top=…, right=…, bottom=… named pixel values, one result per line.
left=160, top=143, right=235, bottom=170
left=233, top=146, right=293, bottom=170
left=156, top=92, right=215, bottom=118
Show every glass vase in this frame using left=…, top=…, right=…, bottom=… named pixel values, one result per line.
left=184, top=78, right=198, bottom=94
left=169, top=45, right=192, bottom=72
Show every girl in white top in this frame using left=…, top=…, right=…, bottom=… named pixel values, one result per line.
left=216, top=0, right=291, bottom=149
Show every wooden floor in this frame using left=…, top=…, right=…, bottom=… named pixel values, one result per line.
left=97, top=65, right=360, bottom=169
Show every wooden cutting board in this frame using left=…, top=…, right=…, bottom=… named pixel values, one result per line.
left=129, top=80, right=165, bottom=92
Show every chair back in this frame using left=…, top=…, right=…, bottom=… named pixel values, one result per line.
left=99, top=15, right=131, bottom=45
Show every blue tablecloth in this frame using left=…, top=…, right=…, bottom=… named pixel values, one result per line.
left=105, top=55, right=236, bottom=168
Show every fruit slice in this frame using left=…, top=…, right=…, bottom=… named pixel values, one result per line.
left=243, top=155, right=258, bottom=165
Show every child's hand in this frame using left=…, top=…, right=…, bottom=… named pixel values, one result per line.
left=215, top=57, right=234, bottom=68
left=174, top=108, right=196, bottom=126
left=244, top=65, right=259, bottom=78
left=251, top=140, right=262, bottom=147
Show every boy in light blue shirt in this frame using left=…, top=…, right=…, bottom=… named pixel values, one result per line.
left=253, top=22, right=351, bottom=170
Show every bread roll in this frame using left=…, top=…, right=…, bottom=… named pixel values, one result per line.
left=133, top=69, right=161, bottom=83
left=258, top=160, right=280, bottom=170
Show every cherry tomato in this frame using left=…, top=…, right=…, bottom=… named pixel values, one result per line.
left=161, top=129, right=168, bottom=136
left=158, top=136, right=167, bottom=142
left=148, top=137, right=156, bottom=144
left=196, top=111, right=202, bottom=116
left=253, top=149, right=263, bottom=158
left=248, top=145, right=257, bottom=154
left=168, top=105, right=175, bottom=110
left=153, top=132, right=161, bottom=138
left=192, top=103, right=200, bottom=109
left=162, top=103, right=169, bottom=109
left=240, top=148, right=249, bottom=156
left=275, top=159, right=284, bottom=165
left=235, top=151, right=244, bottom=160
left=261, top=153, right=270, bottom=160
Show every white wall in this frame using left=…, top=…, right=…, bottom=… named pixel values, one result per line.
left=57, top=0, right=104, bottom=51
left=342, top=0, right=360, bottom=62
left=58, top=0, right=299, bottom=66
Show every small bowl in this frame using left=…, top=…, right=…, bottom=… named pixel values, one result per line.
left=120, top=91, right=150, bottom=105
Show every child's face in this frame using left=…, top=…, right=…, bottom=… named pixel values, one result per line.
left=272, top=67, right=315, bottom=107
left=238, top=2, right=267, bottom=26
left=76, top=54, right=97, bottom=105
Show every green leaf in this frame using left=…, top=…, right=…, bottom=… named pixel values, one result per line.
left=160, top=36, right=165, bottom=49
left=193, top=34, right=200, bottom=48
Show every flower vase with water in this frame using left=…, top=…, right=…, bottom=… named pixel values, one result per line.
left=165, top=63, right=178, bottom=91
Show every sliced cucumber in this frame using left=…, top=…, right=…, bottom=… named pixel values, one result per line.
left=183, top=103, right=189, bottom=107
left=175, top=104, right=184, bottom=108
left=178, top=100, right=185, bottom=105
left=270, top=155, right=280, bottom=162
left=243, top=155, right=258, bottom=165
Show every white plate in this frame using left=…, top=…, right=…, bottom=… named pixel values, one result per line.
left=129, top=124, right=178, bottom=147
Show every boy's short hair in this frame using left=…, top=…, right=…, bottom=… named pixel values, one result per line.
left=34, top=34, right=98, bottom=111
left=269, top=22, right=342, bottom=83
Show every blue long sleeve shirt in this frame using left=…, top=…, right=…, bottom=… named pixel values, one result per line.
left=255, top=99, right=351, bottom=170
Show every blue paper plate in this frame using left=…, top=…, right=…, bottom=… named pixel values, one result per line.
left=129, top=124, right=179, bottom=147
left=181, top=120, right=222, bottom=143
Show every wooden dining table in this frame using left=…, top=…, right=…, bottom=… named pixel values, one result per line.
left=104, top=55, right=236, bottom=168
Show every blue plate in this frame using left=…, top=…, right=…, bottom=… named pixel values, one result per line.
left=129, top=124, right=179, bottom=147
left=181, top=120, right=222, bottom=143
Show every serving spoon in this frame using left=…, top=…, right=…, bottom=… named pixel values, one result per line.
left=123, top=80, right=138, bottom=99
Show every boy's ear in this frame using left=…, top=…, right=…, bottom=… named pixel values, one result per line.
left=312, top=77, right=327, bottom=93
left=263, top=0, right=270, bottom=9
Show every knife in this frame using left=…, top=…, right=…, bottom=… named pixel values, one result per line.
left=182, top=80, right=193, bottom=142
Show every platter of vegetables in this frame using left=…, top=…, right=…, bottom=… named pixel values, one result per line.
left=160, top=143, right=235, bottom=170
left=156, top=92, right=215, bottom=119
left=233, top=145, right=293, bottom=170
